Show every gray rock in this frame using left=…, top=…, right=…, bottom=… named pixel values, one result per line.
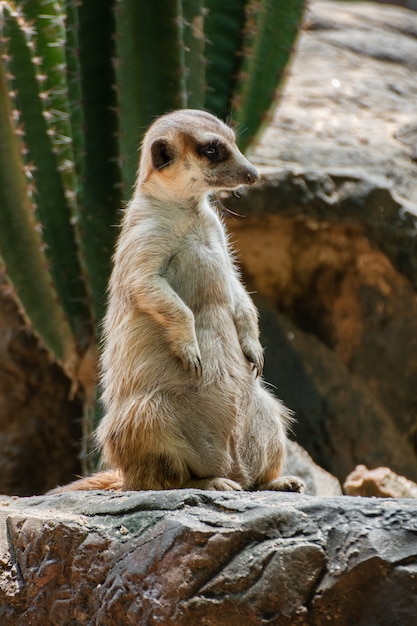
left=252, top=0, right=417, bottom=210
left=284, top=440, right=342, bottom=496
left=1, top=490, right=417, bottom=624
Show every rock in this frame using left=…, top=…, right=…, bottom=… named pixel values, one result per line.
left=252, top=0, right=417, bottom=210
left=226, top=184, right=417, bottom=485
left=0, top=274, right=83, bottom=496
left=250, top=0, right=417, bottom=289
left=220, top=0, right=417, bottom=482
left=1, top=490, right=417, bottom=624
left=254, top=301, right=417, bottom=483
left=284, top=440, right=342, bottom=496
left=344, top=464, right=417, bottom=498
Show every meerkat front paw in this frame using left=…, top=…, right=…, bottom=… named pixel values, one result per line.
left=240, top=337, right=264, bottom=377
left=174, top=341, right=203, bottom=378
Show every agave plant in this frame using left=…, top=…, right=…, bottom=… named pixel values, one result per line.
left=0, top=0, right=305, bottom=454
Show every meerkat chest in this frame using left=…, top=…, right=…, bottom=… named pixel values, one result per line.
left=165, top=218, right=233, bottom=308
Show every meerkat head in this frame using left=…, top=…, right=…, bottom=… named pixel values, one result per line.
left=136, top=109, right=259, bottom=203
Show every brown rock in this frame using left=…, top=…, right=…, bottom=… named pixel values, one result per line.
left=252, top=301, right=417, bottom=483
left=1, top=490, right=417, bottom=624
left=225, top=215, right=417, bottom=477
left=0, top=275, right=82, bottom=495
left=344, top=464, right=417, bottom=498
left=221, top=0, right=417, bottom=482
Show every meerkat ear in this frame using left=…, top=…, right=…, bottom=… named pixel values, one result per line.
left=151, top=139, right=175, bottom=171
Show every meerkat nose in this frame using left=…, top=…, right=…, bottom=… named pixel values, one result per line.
left=246, top=166, right=260, bottom=185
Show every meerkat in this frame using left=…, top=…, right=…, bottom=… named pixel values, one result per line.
left=54, top=109, right=304, bottom=494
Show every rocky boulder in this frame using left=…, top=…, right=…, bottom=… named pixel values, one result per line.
left=0, top=273, right=82, bottom=496
left=0, top=490, right=416, bottom=625
left=344, top=464, right=417, bottom=498
left=0, top=0, right=415, bottom=505
left=253, top=0, right=417, bottom=209
left=221, top=0, right=417, bottom=484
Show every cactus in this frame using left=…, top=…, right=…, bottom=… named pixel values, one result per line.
left=0, top=2, right=84, bottom=371
left=115, top=0, right=187, bottom=194
left=204, top=0, right=246, bottom=119
left=0, top=0, right=305, bottom=454
left=65, top=0, right=122, bottom=325
left=182, top=0, right=206, bottom=110
left=232, top=0, right=306, bottom=152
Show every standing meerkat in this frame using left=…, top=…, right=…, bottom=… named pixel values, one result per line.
left=55, top=109, right=304, bottom=494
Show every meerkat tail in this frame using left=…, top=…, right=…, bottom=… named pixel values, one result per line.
left=47, top=469, right=123, bottom=494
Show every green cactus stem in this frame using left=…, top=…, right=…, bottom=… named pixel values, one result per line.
left=232, top=0, right=306, bottom=152
left=115, top=0, right=186, bottom=194
left=182, top=0, right=206, bottom=110
left=1, top=3, right=93, bottom=349
left=63, top=0, right=85, bottom=201
left=19, top=0, right=80, bottom=217
left=203, top=0, right=246, bottom=120
left=0, top=44, right=78, bottom=372
left=65, top=0, right=122, bottom=328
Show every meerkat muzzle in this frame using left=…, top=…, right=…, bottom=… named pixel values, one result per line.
left=245, top=166, right=259, bottom=185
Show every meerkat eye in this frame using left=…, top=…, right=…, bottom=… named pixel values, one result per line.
left=204, top=145, right=217, bottom=158
left=198, top=142, right=229, bottom=163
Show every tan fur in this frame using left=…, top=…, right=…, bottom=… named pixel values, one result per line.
left=48, top=470, right=123, bottom=493
left=54, top=110, right=303, bottom=494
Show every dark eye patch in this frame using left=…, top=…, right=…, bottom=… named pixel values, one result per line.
left=197, top=141, right=229, bottom=163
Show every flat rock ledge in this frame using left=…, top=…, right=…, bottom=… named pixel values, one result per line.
left=0, top=491, right=416, bottom=625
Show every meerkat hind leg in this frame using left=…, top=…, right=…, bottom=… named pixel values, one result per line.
left=185, top=477, right=243, bottom=491
left=256, top=476, right=305, bottom=493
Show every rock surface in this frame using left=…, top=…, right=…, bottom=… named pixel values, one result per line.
left=285, top=440, right=342, bottom=497
left=253, top=0, right=417, bottom=210
left=0, top=490, right=417, bottom=625
left=344, top=464, right=417, bottom=498
left=221, top=0, right=417, bottom=483
left=0, top=274, right=82, bottom=496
